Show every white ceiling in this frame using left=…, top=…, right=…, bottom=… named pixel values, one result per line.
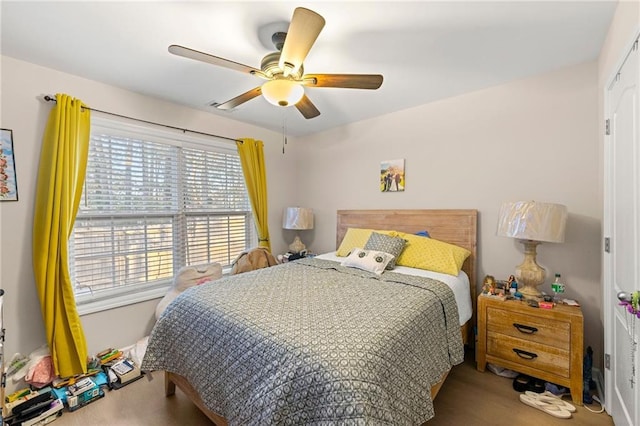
left=1, top=1, right=617, bottom=136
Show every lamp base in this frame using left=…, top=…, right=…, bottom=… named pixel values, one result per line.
left=514, top=240, right=546, bottom=298
left=288, top=236, right=306, bottom=254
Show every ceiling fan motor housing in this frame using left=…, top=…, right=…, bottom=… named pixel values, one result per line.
left=261, top=51, right=303, bottom=80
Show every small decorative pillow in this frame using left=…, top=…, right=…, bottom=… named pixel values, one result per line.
left=336, top=228, right=395, bottom=256
left=340, top=248, right=394, bottom=275
left=364, top=232, right=406, bottom=269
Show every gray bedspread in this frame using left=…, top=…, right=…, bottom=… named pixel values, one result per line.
left=142, top=258, right=464, bottom=425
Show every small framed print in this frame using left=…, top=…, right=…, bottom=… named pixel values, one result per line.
left=380, top=159, right=405, bottom=192
left=1, top=128, right=18, bottom=201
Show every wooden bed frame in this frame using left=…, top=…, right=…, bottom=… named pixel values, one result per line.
left=164, top=209, right=478, bottom=425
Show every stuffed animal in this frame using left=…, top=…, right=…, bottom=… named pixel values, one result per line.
left=231, top=247, right=278, bottom=274
left=155, top=263, right=222, bottom=320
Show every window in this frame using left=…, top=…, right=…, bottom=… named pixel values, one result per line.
left=69, top=118, right=254, bottom=314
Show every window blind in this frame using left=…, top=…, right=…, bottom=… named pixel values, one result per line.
left=69, top=119, right=253, bottom=302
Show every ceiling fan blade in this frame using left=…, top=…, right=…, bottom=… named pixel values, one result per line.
left=295, top=94, right=321, bottom=119
left=279, top=8, right=325, bottom=76
left=168, top=44, right=267, bottom=78
left=302, top=74, right=384, bottom=90
left=214, top=86, right=262, bottom=110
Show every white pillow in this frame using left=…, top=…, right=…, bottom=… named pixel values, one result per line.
left=155, top=263, right=222, bottom=320
left=340, top=248, right=394, bottom=275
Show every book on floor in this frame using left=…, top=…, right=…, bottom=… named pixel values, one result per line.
left=110, top=358, right=135, bottom=376
left=103, top=357, right=143, bottom=388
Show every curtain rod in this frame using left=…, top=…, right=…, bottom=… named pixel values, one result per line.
left=43, top=95, right=242, bottom=143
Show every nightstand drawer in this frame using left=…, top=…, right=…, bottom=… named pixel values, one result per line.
left=487, top=332, right=570, bottom=377
left=487, top=306, right=570, bottom=349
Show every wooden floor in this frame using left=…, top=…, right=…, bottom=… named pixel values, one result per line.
left=54, top=349, right=613, bottom=425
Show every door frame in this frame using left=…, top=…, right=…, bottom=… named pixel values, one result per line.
left=603, top=27, right=640, bottom=421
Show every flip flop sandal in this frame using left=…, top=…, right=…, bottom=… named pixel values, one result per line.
left=524, top=390, right=577, bottom=413
left=513, top=374, right=531, bottom=392
left=519, top=393, right=572, bottom=419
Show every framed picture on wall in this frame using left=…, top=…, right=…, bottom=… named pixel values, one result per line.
left=380, top=159, right=405, bottom=192
left=1, top=128, right=18, bottom=201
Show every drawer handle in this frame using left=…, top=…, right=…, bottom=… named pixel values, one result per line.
left=513, top=323, right=538, bottom=334
left=513, top=348, right=538, bottom=360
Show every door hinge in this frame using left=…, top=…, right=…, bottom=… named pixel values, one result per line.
left=605, top=119, right=610, bottom=136
left=605, top=353, right=611, bottom=370
left=604, top=237, right=610, bottom=253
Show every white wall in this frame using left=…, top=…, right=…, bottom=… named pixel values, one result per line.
left=0, top=56, right=296, bottom=366
left=293, top=61, right=603, bottom=366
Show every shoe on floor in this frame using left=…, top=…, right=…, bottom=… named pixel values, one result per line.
left=545, top=382, right=569, bottom=396
left=528, top=378, right=545, bottom=393
left=524, top=390, right=576, bottom=413
left=513, top=374, right=531, bottom=392
left=519, top=393, right=572, bottom=419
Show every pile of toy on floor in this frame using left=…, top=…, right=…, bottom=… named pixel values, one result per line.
left=3, top=337, right=148, bottom=426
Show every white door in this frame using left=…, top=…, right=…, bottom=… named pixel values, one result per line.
left=604, top=36, right=639, bottom=426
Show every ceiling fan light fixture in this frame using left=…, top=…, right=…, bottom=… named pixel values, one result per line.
left=261, top=79, right=304, bottom=107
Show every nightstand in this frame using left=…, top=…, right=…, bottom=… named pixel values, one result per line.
left=476, top=295, right=584, bottom=405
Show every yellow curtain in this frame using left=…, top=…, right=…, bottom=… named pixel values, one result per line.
left=33, top=93, right=90, bottom=378
left=237, top=138, right=271, bottom=252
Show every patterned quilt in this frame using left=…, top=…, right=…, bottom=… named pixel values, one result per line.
left=142, top=258, right=464, bottom=425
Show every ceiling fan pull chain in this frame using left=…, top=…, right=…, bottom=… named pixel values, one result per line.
left=282, top=111, right=287, bottom=154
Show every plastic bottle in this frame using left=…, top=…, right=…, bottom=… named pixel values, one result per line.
left=551, top=273, right=565, bottom=300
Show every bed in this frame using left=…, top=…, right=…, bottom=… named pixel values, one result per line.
left=142, top=209, right=477, bottom=425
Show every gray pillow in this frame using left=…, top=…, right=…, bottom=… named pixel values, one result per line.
left=364, top=232, right=406, bottom=270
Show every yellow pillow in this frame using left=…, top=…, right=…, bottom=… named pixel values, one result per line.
left=336, top=228, right=394, bottom=256
left=392, top=232, right=471, bottom=276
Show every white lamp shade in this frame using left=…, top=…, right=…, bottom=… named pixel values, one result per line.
left=497, top=201, right=568, bottom=243
left=261, top=80, right=304, bottom=107
left=283, top=207, right=314, bottom=230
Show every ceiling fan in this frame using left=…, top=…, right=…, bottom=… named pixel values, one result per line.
left=168, top=7, right=383, bottom=119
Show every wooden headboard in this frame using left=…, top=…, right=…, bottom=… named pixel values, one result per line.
left=336, top=209, right=478, bottom=341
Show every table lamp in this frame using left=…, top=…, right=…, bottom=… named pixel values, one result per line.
left=496, top=201, right=568, bottom=298
left=283, top=207, right=314, bottom=253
